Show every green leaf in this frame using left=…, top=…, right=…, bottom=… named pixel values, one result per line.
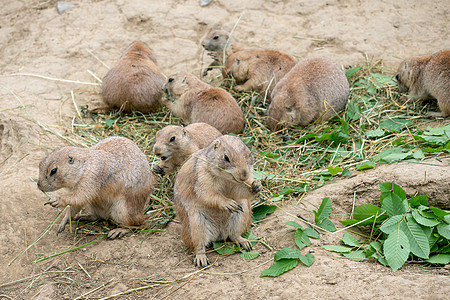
left=327, top=166, right=343, bottom=176
left=408, top=195, right=428, bottom=207
left=213, top=242, right=240, bottom=255
left=379, top=182, right=407, bottom=217
left=284, top=221, right=304, bottom=230
left=341, top=168, right=352, bottom=176
left=341, top=232, right=360, bottom=247
left=411, top=210, right=440, bottom=227
left=314, top=197, right=332, bottom=222
left=383, top=229, right=410, bottom=270
left=370, top=72, right=397, bottom=87
left=343, top=250, right=366, bottom=262
left=339, top=219, right=359, bottom=226
left=379, top=118, right=412, bottom=132
left=252, top=205, right=277, bottom=222
left=380, top=215, right=404, bottom=234
left=294, top=229, right=311, bottom=250
left=413, top=149, right=425, bottom=160
left=345, top=66, right=362, bottom=80
left=240, top=250, right=260, bottom=260
left=429, top=207, right=450, bottom=217
left=322, top=245, right=353, bottom=253
left=437, top=224, right=450, bottom=239
left=353, top=204, right=382, bottom=221
left=372, top=253, right=389, bottom=266
left=253, top=170, right=276, bottom=180
left=260, top=259, right=298, bottom=277
left=365, top=127, right=386, bottom=138
left=356, top=161, right=375, bottom=171
left=105, top=117, right=119, bottom=127
left=375, top=148, right=413, bottom=163
left=426, top=254, right=450, bottom=264
left=274, top=248, right=301, bottom=261
left=316, top=218, right=336, bottom=232
left=399, top=214, right=430, bottom=259
left=298, top=253, right=315, bottom=267
left=303, top=228, right=320, bottom=239
left=368, top=241, right=383, bottom=253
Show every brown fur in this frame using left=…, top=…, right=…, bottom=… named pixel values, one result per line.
left=173, top=135, right=261, bottom=267
left=201, top=29, right=245, bottom=76
left=153, top=122, right=222, bottom=175
left=225, top=49, right=297, bottom=103
left=267, top=57, right=349, bottom=130
left=101, top=41, right=165, bottom=113
left=37, top=137, right=154, bottom=239
left=162, top=73, right=245, bottom=134
left=396, top=50, right=450, bottom=116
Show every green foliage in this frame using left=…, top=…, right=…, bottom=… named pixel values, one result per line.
left=314, top=197, right=336, bottom=232
left=326, top=182, right=450, bottom=270
left=213, top=229, right=262, bottom=260
left=261, top=220, right=318, bottom=277
left=252, top=204, right=277, bottom=222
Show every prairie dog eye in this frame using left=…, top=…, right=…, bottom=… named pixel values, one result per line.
left=50, top=167, right=57, bottom=176
left=224, top=154, right=230, bottom=162
left=213, top=35, right=219, bottom=40
left=286, top=107, right=293, bottom=113
left=168, top=78, right=174, bottom=83
left=169, top=136, right=175, bottom=142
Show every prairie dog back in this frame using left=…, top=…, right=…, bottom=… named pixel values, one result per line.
left=267, top=57, right=349, bottom=130
left=102, top=41, right=165, bottom=114
left=396, top=50, right=450, bottom=116
left=162, top=73, right=245, bottom=134
left=225, top=49, right=297, bottom=102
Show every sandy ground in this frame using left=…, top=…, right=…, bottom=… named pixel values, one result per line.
left=0, top=0, right=449, bottom=299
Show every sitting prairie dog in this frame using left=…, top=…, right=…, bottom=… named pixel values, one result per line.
left=267, top=57, right=349, bottom=130
left=101, top=41, right=165, bottom=113
left=396, top=50, right=450, bottom=116
left=37, top=136, right=155, bottom=239
left=153, top=122, right=222, bottom=176
left=201, top=29, right=245, bottom=76
left=173, top=135, right=261, bottom=267
left=225, top=49, right=297, bottom=102
left=162, top=73, right=245, bottom=134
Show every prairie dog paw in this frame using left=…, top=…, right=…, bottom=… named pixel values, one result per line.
left=223, top=200, right=242, bottom=213
left=194, top=253, right=210, bottom=268
left=251, top=180, right=262, bottom=194
left=44, top=197, right=60, bottom=208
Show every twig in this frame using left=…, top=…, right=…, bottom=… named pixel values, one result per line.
left=7, top=73, right=101, bottom=86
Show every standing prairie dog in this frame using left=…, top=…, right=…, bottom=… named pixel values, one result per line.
left=396, top=50, right=450, bottom=116
left=201, top=29, right=245, bottom=76
left=162, top=73, right=245, bottom=134
left=225, top=49, right=297, bottom=103
left=101, top=41, right=165, bottom=113
left=267, top=57, right=349, bottom=130
left=37, top=137, right=154, bottom=239
left=174, top=135, right=261, bottom=267
left=153, top=122, right=222, bottom=175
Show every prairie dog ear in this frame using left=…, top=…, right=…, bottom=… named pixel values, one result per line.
left=181, top=77, right=187, bottom=84
left=235, top=58, right=240, bottom=65
left=68, top=156, right=74, bottom=164
left=182, top=128, right=188, bottom=136
left=212, top=139, right=221, bottom=150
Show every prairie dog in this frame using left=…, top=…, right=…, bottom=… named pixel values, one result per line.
left=162, top=73, right=245, bottom=134
left=101, top=41, right=165, bottom=113
left=173, top=135, right=261, bottom=267
left=225, top=49, right=297, bottom=102
left=37, top=137, right=154, bottom=239
left=267, top=57, right=349, bottom=130
left=201, top=29, right=245, bottom=76
left=153, top=122, right=222, bottom=175
left=396, top=50, right=450, bottom=116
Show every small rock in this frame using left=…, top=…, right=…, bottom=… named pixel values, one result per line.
left=200, top=0, right=212, bottom=6
left=56, top=1, right=76, bottom=14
